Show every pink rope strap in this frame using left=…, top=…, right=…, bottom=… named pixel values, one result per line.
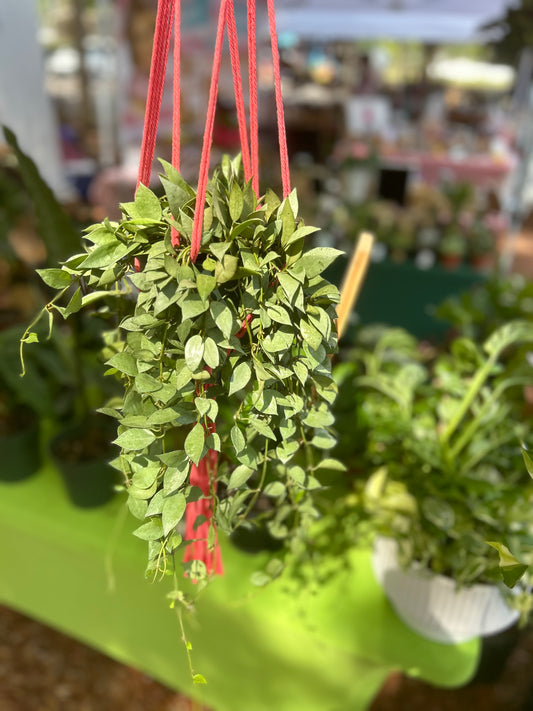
left=136, top=0, right=175, bottom=191
left=171, top=0, right=181, bottom=247
left=247, top=0, right=259, bottom=196
left=226, top=0, right=251, bottom=184
left=190, top=0, right=229, bottom=263
left=267, top=0, right=291, bottom=197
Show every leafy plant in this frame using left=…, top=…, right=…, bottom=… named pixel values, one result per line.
left=337, top=321, right=533, bottom=615
left=22, top=156, right=344, bottom=585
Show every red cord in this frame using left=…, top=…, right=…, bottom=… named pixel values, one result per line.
left=247, top=0, right=259, bottom=195
left=266, top=0, right=291, bottom=197
left=190, top=0, right=229, bottom=263
left=171, top=0, right=181, bottom=247
left=136, top=0, right=175, bottom=191
left=226, top=0, right=251, bottom=184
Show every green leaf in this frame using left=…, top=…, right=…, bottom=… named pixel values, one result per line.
left=315, top=458, right=347, bottom=473
left=484, top=320, right=533, bottom=359
left=277, top=272, right=300, bottom=303
left=250, top=571, right=271, bottom=587
left=114, top=428, right=156, bottom=451
left=295, top=248, right=344, bottom=279
left=195, top=396, right=218, bottom=421
left=133, top=519, right=163, bottom=541
left=311, top=429, right=336, bottom=450
left=215, top=254, right=239, bottom=284
left=193, top=674, right=208, bottom=685
left=279, top=199, right=295, bottom=247
left=231, top=425, right=246, bottom=454
left=422, top=497, right=455, bottom=531
left=210, top=302, right=234, bottom=339
left=185, top=334, right=204, bottom=372
left=249, top=417, right=276, bottom=440
left=487, top=542, right=529, bottom=588
left=264, top=188, right=281, bottom=219
left=22, top=332, right=39, bottom=344
left=78, top=240, right=134, bottom=269
left=60, top=286, right=82, bottom=318
left=203, top=337, right=220, bottom=369
left=36, top=268, right=72, bottom=289
left=229, top=181, right=244, bottom=221
left=522, top=444, right=533, bottom=479
left=264, top=481, right=285, bottom=497
left=185, top=423, right=205, bottom=465
left=196, top=273, right=217, bottom=302
left=300, top=319, right=322, bottom=351
left=266, top=304, right=292, bottom=326
left=164, top=463, right=189, bottom=495
left=133, top=183, right=162, bottom=221
left=228, top=464, right=254, bottom=488
left=229, top=361, right=251, bottom=395
left=106, top=352, right=138, bottom=377
left=162, top=492, right=186, bottom=536
left=181, top=294, right=209, bottom=321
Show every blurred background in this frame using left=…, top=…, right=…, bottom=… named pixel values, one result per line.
left=3, top=1, right=533, bottom=709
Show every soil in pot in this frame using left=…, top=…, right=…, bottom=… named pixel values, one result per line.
left=50, top=414, right=118, bottom=508
left=0, top=405, right=41, bottom=482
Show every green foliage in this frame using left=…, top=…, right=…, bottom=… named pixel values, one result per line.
left=3, top=126, right=81, bottom=264
left=26, top=156, right=343, bottom=581
left=337, top=321, right=533, bottom=598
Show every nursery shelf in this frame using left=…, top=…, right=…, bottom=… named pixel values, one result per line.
left=0, top=464, right=480, bottom=711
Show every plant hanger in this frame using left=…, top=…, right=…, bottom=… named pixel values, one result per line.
left=132, top=0, right=297, bottom=578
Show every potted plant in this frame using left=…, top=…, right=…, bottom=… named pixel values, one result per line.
left=22, top=155, right=344, bottom=588
left=468, top=218, right=497, bottom=272
left=438, top=225, right=467, bottom=269
left=336, top=320, right=533, bottom=642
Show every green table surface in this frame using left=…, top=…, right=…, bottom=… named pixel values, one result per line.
left=0, top=463, right=480, bottom=711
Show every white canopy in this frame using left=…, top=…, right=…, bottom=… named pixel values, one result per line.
left=275, top=0, right=520, bottom=44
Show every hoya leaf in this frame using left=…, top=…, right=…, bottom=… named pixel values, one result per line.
left=185, top=422, right=205, bottom=465
left=229, top=181, right=244, bottom=222
left=133, top=183, right=162, bottom=221
left=106, top=352, right=138, bottom=377
left=522, top=444, right=533, bottom=479
left=133, top=519, right=163, bottom=541
left=229, top=361, right=251, bottom=395
left=228, top=464, right=254, bottom=489
left=215, top=254, right=239, bottom=284
left=114, top=428, right=156, bottom=451
left=315, top=458, right=347, bottom=473
left=295, top=248, right=344, bottom=279
left=185, top=334, right=204, bottom=372
left=210, top=301, right=234, bottom=339
left=231, top=425, right=246, bottom=454
left=36, top=268, right=72, bottom=289
left=196, top=273, right=217, bottom=302
left=203, top=337, right=220, bottom=369
left=162, top=492, right=186, bottom=536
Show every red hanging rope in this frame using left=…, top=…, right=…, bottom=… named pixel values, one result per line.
left=171, top=0, right=181, bottom=247
left=266, top=0, right=291, bottom=197
left=190, top=0, right=229, bottom=263
left=136, top=0, right=175, bottom=191
left=226, top=0, right=251, bottom=184
left=247, top=0, right=259, bottom=196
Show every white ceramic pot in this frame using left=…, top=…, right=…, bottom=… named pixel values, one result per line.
left=372, top=537, right=519, bottom=644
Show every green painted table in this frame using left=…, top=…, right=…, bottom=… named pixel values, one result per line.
left=0, top=464, right=480, bottom=710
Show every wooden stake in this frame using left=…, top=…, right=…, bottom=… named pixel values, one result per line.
left=336, top=231, right=374, bottom=341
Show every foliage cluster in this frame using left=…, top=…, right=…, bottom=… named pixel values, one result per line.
left=23, top=156, right=344, bottom=584
left=332, top=321, right=533, bottom=613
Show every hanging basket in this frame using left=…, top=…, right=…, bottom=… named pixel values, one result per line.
left=372, top=537, right=519, bottom=644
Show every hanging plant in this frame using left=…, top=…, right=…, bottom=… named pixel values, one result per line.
left=22, top=155, right=344, bottom=585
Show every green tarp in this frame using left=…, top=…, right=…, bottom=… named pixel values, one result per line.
left=0, top=463, right=479, bottom=710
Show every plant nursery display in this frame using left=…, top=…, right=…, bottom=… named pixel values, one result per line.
left=22, top=156, right=344, bottom=586
left=332, top=320, right=533, bottom=641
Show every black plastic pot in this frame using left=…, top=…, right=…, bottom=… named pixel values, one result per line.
left=49, top=415, right=118, bottom=508
left=0, top=420, right=41, bottom=482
